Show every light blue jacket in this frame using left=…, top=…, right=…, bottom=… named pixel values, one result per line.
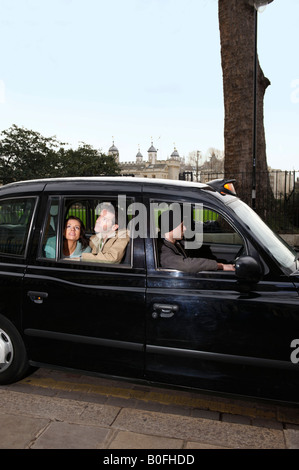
left=44, top=237, right=91, bottom=259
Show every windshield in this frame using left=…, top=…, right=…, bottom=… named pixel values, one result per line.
left=228, top=199, right=297, bottom=270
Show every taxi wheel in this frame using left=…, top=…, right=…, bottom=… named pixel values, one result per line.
left=0, top=314, right=30, bottom=385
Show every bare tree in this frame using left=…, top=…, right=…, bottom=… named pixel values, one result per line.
left=218, top=0, right=272, bottom=211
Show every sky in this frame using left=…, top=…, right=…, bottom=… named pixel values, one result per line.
left=0, top=0, right=298, bottom=170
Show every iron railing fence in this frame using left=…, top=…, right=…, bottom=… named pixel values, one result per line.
left=196, top=170, right=299, bottom=234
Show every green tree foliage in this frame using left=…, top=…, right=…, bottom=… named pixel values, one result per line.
left=0, top=125, right=120, bottom=184
left=0, top=125, right=62, bottom=184
left=59, top=143, right=120, bottom=177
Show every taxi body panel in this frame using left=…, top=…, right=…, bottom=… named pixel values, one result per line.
left=0, top=177, right=298, bottom=402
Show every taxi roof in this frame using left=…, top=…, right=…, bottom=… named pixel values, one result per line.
left=0, top=176, right=210, bottom=190
left=0, top=176, right=238, bottom=200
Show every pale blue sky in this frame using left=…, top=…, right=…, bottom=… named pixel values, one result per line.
left=1, top=0, right=298, bottom=170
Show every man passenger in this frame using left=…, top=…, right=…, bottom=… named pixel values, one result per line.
left=81, top=203, right=129, bottom=264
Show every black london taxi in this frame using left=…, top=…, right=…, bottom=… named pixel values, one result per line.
left=0, top=176, right=298, bottom=403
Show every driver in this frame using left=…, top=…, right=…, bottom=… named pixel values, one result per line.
left=158, top=210, right=235, bottom=273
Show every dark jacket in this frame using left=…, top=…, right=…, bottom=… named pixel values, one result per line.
left=159, top=239, right=218, bottom=273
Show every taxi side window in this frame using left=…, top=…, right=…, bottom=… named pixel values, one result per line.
left=193, top=208, right=244, bottom=263
left=40, top=197, right=133, bottom=266
left=152, top=201, right=244, bottom=269
left=64, top=198, right=132, bottom=265
left=0, top=197, right=37, bottom=257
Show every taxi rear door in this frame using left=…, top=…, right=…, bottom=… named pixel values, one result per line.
left=22, top=181, right=147, bottom=379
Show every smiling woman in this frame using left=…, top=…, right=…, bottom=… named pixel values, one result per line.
left=62, top=216, right=91, bottom=259
left=62, top=216, right=91, bottom=258
left=43, top=212, right=91, bottom=260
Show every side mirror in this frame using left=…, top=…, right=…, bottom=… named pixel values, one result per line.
left=235, top=255, right=263, bottom=284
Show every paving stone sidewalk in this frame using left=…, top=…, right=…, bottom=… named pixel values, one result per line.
left=0, top=388, right=299, bottom=449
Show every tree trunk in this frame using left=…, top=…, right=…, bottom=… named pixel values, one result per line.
left=218, top=0, right=272, bottom=212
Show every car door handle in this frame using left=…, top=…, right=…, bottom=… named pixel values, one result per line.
left=152, top=303, right=178, bottom=319
left=27, top=291, right=48, bottom=304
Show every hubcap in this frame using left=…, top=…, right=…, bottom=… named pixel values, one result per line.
left=0, top=328, right=13, bottom=373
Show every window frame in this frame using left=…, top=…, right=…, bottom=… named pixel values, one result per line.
left=38, top=196, right=62, bottom=261
left=38, top=195, right=134, bottom=269
left=150, top=198, right=247, bottom=274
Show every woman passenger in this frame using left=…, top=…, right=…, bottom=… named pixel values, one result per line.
left=63, top=216, right=91, bottom=258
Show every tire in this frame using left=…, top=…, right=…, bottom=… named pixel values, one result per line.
left=0, top=314, right=30, bottom=385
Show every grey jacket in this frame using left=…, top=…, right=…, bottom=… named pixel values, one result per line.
left=159, top=239, right=218, bottom=273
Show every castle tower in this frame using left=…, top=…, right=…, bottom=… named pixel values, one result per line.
left=136, top=146, right=143, bottom=164
left=168, top=145, right=181, bottom=180
left=148, top=140, right=157, bottom=165
left=170, top=145, right=180, bottom=161
left=108, top=138, right=119, bottom=163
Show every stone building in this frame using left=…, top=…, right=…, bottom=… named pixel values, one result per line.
left=108, top=140, right=182, bottom=180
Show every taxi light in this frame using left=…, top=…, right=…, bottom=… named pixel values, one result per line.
left=223, top=182, right=236, bottom=195
left=206, top=178, right=237, bottom=196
